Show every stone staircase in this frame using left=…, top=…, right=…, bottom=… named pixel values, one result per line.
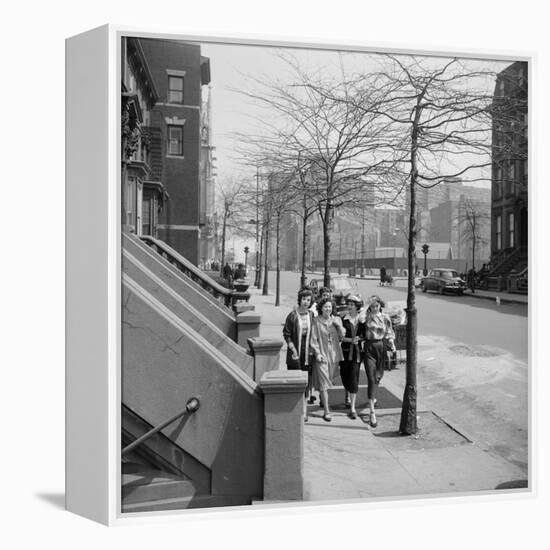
left=120, top=231, right=307, bottom=513
left=486, top=247, right=528, bottom=294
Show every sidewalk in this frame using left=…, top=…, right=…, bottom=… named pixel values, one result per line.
left=248, top=287, right=528, bottom=500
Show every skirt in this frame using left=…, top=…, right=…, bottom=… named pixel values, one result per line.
left=312, top=359, right=334, bottom=392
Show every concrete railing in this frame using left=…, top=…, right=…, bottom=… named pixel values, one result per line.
left=140, top=235, right=251, bottom=310
left=259, top=370, right=308, bottom=501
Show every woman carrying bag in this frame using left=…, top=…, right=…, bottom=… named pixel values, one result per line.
left=363, top=295, right=396, bottom=428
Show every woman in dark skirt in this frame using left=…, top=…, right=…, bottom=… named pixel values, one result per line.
left=339, top=296, right=365, bottom=420
left=363, top=296, right=395, bottom=428
left=283, top=288, right=315, bottom=420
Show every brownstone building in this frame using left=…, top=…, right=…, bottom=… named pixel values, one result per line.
left=488, top=61, right=528, bottom=291
left=121, top=38, right=165, bottom=238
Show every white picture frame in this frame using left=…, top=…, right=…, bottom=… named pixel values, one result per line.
left=66, top=24, right=533, bottom=526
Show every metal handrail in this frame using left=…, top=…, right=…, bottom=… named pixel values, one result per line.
left=122, top=397, right=200, bottom=456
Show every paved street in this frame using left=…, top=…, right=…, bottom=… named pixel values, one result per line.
left=260, top=270, right=529, bottom=475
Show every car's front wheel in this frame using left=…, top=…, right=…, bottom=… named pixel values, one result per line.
left=421, top=282, right=427, bottom=293
left=438, top=285, right=445, bottom=295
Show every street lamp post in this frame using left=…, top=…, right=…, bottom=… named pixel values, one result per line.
left=244, top=246, right=250, bottom=276
left=421, top=243, right=430, bottom=275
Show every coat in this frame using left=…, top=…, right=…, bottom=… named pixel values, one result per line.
left=282, top=308, right=315, bottom=369
left=340, top=314, right=366, bottom=363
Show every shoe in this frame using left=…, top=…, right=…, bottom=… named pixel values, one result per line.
left=308, top=395, right=316, bottom=404
left=323, top=412, right=332, bottom=422
left=304, top=415, right=308, bottom=422
left=369, top=412, right=377, bottom=428
left=349, top=411, right=357, bottom=420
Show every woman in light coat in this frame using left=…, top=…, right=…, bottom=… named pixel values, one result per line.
left=310, top=298, right=344, bottom=422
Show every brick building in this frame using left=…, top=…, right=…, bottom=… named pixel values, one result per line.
left=138, top=38, right=212, bottom=265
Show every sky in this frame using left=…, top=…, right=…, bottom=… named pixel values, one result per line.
left=197, top=40, right=513, bottom=262
left=199, top=41, right=511, bottom=182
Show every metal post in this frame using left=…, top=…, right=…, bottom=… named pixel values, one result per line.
left=255, top=167, right=261, bottom=288
left=338, top=230, right=342, bottom=275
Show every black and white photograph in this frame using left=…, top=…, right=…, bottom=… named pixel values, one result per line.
left=120, top=34, right=529, bottom=513
left=6, top=0, right=550, bottom=546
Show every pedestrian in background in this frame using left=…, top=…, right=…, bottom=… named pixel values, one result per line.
left=467, top=268, right=476, bottom=294
left=283, top=288, right=315, bottom=421
left=339, top=295, right=365, bottom=420
left=311, top=286, right=332, bottom=317
left=363, top=296, right=395, bottom=428
left=310, top=298, right=345, bottom=422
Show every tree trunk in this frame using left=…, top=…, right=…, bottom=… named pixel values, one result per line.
left=400, top=113, right=421, bottom=436
left=262, top=222, right=269, bottom=296
left=322, top=206, right=332, bottom=288
left=275, top=214, right=281, bottom=306
left=300, top=197, right=308, bottom=289
left=256, top=226, right=264, bottom=289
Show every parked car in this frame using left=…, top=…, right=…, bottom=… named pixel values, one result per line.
left=421, top=268, right=466, bottom=295
left=309, top=274, right=355, bottom=311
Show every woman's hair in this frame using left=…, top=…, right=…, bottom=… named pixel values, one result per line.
left=317, top=297, right=334, bottom=314
left=367, top=295, right=385, bottom=310
left=319, top=286, right=331, bottom=295
left=346, top=295, right=364, bottom=310
left=297, top=288, right=313, bottom=304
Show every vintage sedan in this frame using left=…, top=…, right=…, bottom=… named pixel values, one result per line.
left=309, top=274, right=355, bottom=312
left=421, top=268, right=466, bottom=295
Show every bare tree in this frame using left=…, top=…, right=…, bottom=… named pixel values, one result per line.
left=233, top=54, right=399, bottom=288
left=458, top=197, right=491, bottom=272
left=339, top=55, right=505, bottom=434
left=216, top=178, right=248, bottom=275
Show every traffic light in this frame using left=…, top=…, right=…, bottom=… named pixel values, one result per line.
left=244, top=246, right=250, bottom=254
left=421, top=244, right=430, bottom=256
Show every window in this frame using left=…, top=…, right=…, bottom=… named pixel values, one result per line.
left=168, top=75, right=184, bottom=104
left=496, top=215, right=502, bottom=250
left=506, top=161, right=515, bottom=195
left=167, top=125, right=183, bottom=156
left=126, top=177, right=137, bottom=229
left=508, top=213, right=515, bottom=248
left=495, top=166, right=503, bottom=198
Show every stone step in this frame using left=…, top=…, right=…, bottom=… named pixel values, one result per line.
left=122, top=466, right=195, bottom=504
left=122, top=492, right=253, bottom=513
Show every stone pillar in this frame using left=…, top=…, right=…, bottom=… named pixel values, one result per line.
left=247, top=338, right=284, bottom=382
left=236, top=311, right=261, bottom=347
left=259, top=370, right=308, bottom=501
